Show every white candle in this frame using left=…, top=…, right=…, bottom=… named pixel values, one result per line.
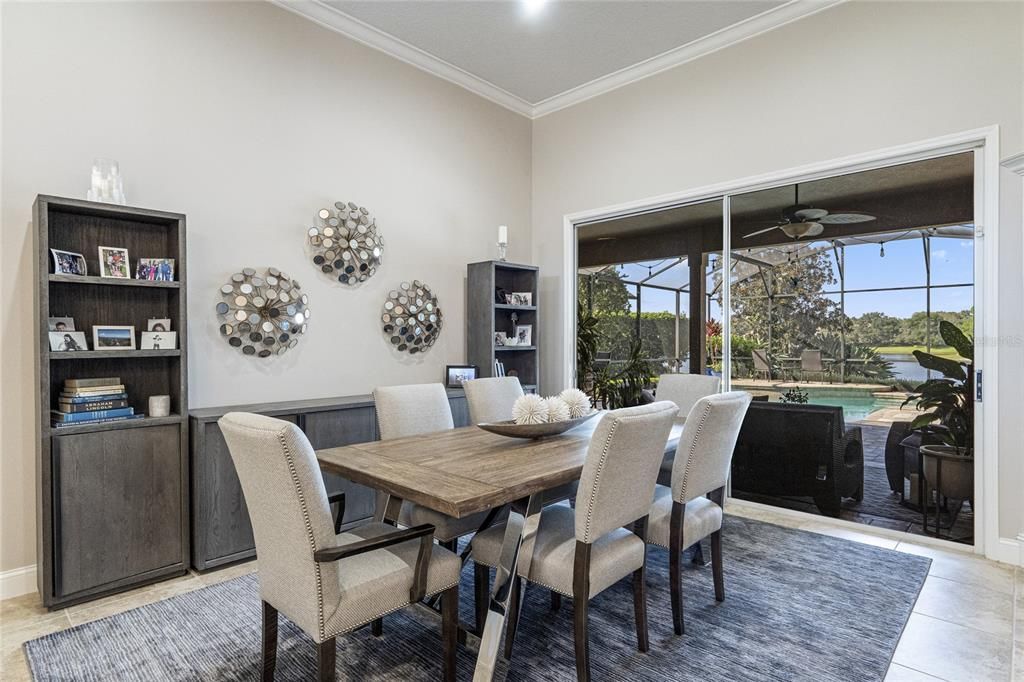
left=498, top=224, right=508, bottom=245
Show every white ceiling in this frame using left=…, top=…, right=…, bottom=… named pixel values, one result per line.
left=276, top=0, right=841, bottom=118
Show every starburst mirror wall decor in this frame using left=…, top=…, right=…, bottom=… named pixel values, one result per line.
left=381, top=280, right=442, bottom=354
left=216, top=267, right=310, bottom=358
left=307, top=201, right=384, bottom=285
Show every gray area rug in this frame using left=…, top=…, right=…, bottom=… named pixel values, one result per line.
left=25, top=517, right=929, bottom=681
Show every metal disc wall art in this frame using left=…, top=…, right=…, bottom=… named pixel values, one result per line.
left=216, top=267, right=310, bottom=358
left=381, top=281, right=442, bottom=354
left=308, top=202, right=384, bottom=285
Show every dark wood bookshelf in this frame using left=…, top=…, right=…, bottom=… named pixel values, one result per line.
left=34, top=195, right=188, bottom=609
left=467, top=260, right=540, bottom=392
left=48, top=274, right=181, bottom=288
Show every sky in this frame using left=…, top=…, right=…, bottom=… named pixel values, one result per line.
left=619, top=234, right=974, bottom=322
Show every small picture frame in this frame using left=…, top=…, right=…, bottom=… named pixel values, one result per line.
left=514, top=324, right=532, bottom=346
left=98, top=246, right=130, bottom=279
left=93, top=325, right=136, bottom=350
left=494, top=331, right=508, bottom=347
left=48, top=331, right=88, bottom=352
left=147, top=318, right=172, bottom=332
left=50, top=249, right=87, bottom=276
left=445, top=365, right=478, bottom=388
left=140, top=331, right=177, bottom=350
left=509, top=292, right=533, bottom=306
left=136, top=258, right=175, bottom=281
left=48, top=317, right=76, bottom=332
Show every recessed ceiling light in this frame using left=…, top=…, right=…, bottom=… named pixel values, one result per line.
left=523, top=0, right=547, bottom=16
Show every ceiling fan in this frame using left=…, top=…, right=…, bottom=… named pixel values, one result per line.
left=743, top=186, right=876, bottom=240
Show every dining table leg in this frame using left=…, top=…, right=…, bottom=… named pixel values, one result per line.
left=472, top=493, right=544, bottom=682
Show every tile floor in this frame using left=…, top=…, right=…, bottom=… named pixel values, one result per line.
left=0, top=505, right=1019, bottom=681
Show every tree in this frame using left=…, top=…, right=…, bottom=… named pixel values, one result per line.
left=724, top=252, right=846, bottom=355
left=847, top=312, right=902, bottom=346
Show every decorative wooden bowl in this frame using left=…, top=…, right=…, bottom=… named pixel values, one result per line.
left=476, top=412, right=599, bottom=439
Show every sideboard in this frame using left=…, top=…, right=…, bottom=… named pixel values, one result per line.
left=188, top=389, right=469, bottom=571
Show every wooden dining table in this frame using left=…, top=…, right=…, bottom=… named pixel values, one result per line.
left=316, top=415, right=683, bottom=681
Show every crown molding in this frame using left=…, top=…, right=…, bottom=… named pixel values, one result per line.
left=271, top=0, right=535, bottom=117
left=531, top=0, right=845, bottom=118
left=273, top=0, right=844, bottom=120
left=1002, top=152, right=1024, bottom=175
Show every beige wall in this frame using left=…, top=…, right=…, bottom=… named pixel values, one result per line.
left=0, top=2, right=531, bottom=573
left=532, top=1, right=1023, bottom=540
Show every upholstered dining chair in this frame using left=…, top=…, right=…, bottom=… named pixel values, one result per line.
left=463, top=376, right=524, bottom=424
left=656, top=373, right=720, bottom=487
left=471, top=401, right=679, bottom=681
left=646, top=391, right=752, bottom=635
left=655, top=373, right=721, bottom=418
left=218, top=412, right=460, bottom=682
left=373, top=383, right=493, bottom=549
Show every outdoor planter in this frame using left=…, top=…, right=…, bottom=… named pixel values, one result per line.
left=920, top=444, right=974, bottom=503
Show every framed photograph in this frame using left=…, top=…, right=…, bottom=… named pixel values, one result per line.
left=48, top=317, right=76, bottom=332
left=147, top=318, right=172, bottom=332
left=93, top=325, right=136, bottom=350
left=48, top=331, right=88, bottom=352
left=98, top=246, right=130, bottom=278
left=50, top=249, right=87, bottom=276
left=137, top=258, right=175, bottom=281
left=514, top=324, right=532, bottom=346
left=509, top=292, right=533, bottom=306
left=494, top=331, right=507, bottom=347
left=140, top=331, right=177, bottom=350
left=445, top=365, right=478, bottom=388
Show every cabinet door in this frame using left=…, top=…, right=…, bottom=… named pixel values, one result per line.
left=303, top=408, right=377, bottom=527
left=449, top=396, right=470, bottom=427
left=191, top=414, right=297, bottom=569
left=53, top=425, right=183, bottom=597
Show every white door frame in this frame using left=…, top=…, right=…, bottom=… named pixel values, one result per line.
left=562, top=126, right=1002, bottom=561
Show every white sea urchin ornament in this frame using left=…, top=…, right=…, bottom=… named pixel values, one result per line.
left=546, top=396, right=571, bottom=422
left=559, top=388, right=591, bottom=418
left=512, top=394, right=549, bottom=425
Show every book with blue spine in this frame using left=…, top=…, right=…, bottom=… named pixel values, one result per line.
left=51, top=414, right=145, bottom=428
left=59, top=392, right=128, bottom=404
left=51, top=407, right=134, bottom=423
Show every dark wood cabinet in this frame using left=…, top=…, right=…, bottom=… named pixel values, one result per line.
left=189, top=390, right=466, bottom=571
left=34, top=196, right=189, bottom=609
left=53, top=425, right=184, bottom=597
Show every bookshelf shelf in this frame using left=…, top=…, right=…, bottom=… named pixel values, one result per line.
left=494, top=345, right=537, bottom=352
left=49, top=414, right=185, bottom=435
left=49, top=349, right=181, bottom=360
left=49, top=274, right=180, bottom=288
left=493, top=303, right=537, bottom=311
left=35, top=195, right=189, bottom=610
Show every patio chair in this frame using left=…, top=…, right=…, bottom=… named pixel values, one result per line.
left=730, top=402, right=864, bottom=517
left=800, top=349, right=827, bottom=382
left=752, top=349, right=771, bottom=380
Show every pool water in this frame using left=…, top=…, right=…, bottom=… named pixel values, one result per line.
left=806, top=395, right=883, bottom=422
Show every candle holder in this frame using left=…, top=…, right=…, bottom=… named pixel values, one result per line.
left=496, top=242, right=507, bottom=261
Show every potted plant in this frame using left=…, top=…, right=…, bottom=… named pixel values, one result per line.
left=903, top=320, right=974, bottom=503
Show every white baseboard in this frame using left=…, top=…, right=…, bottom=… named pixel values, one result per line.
left=990, top=535, right=1023, bottom=567
left=0, top=564, right=37, bottom=600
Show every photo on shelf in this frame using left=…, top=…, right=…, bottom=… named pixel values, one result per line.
left=98, top=246, right=130, bottom=278
left=140, top=331, right=176, bottom=350
left=50, top=249, right=87, bottom=276
left=48, top=331, right=88, bottom=352
left=509, top=292, right=532, bottom=306
left=147, top=318, right=172, bottom=332
left=514, top=324, right=532, bottom=346
left=136, top=258, right=174, bottom=281
left=494, top=331, right=507, bottom=347
left=93, top=325, right=136, bottom=350
left=48, top=317, right=76, bottom=331
left=445, top=365, right=477, bottom=388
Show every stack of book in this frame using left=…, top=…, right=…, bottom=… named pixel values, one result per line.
left=52, top=377, right=142, bottom=428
